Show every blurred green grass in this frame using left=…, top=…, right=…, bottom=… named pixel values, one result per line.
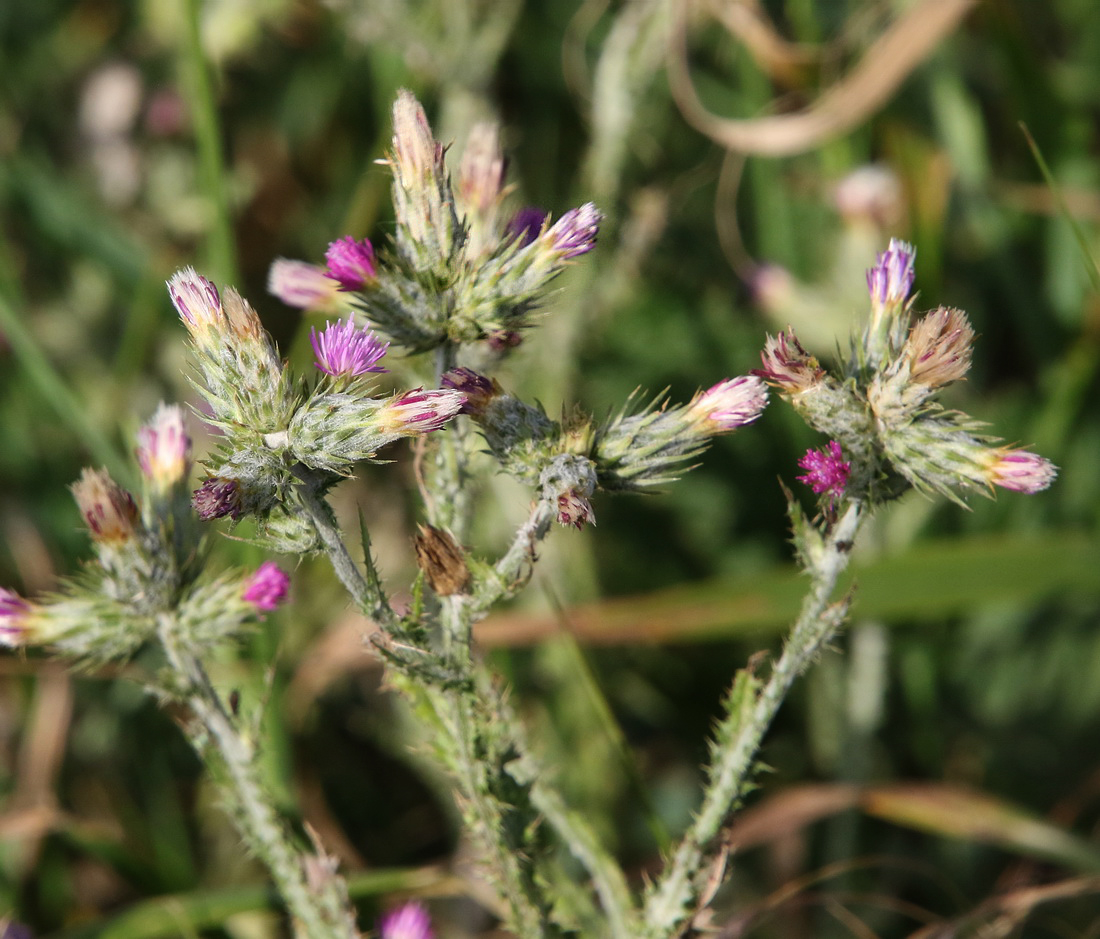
left=1, top=0, right=1099, bottom=936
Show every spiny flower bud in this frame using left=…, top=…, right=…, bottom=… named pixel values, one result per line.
left=458, top=122, right=507, bottom=249
left=906, top=306, right=974, bottom=388
left=387, top=90, right=459, bottom=268
left=242, top=561, right=290, bottom=612
left=310, top=317, right=389, bottom=378
left=0, top=588, right=35, bottom=647
left=193, top=477, right=245, bottom=521
left=136, top=403, right=192, bottom=490
left=983, top=447, right=1057, bottom=494
left=72, top=468, right=139, bottom=544
left=441, top=367, right=499, bottom=415
left=685, top=376, right=769, bottom=432
left=797, top=441, right=851, bottom=508
left=374, top=388, right=467, bottom=436
left=381, top=902, right=434, bottom=939
left=755, top=329, right=826, bottom=395
left=268, top=258, right=345, bottom=311
left=324, top=237, right=377, bottom=291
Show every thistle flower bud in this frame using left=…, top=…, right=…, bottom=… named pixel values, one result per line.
left=544, top=203, right=601, bottom=259
left=72, top=468, right=139, bottom=544
left=685, top=376, right=769, bottom=432
left=540, top=454, right=598, bottom=531
left=458, top=123, right=507, bottom=262
left=755, top=329, right=826, bottom=396
left=193, top=477, right=245, bottom=521
left=906, top=306, right=974, bottom=388
left=796, top=441, right=851, bottom=509
left=168, top=266, right=222, bottom=341
left=288, top=389, right=465, bottom=473
left=866, top=238, right=916, bottom=314
left=983, top=447, right=1057, bottom=494
left=387, top=90, right=460, bottom=268
left=242, top=561, right=290, bottom=612
left=375, top=388, right=467, bottom=436
left=310, top=317, right=389, bottom=378
left=0, top=588, right=35, bottom=647
left=441, top=367, right=499, bottom=415
left=136, top=403, right=192, bottom=490
left=268, top=259, right=345, bottom=311
left=324, top=237, right=377, bottom=291
left=381, top=902, right=434, bottom=939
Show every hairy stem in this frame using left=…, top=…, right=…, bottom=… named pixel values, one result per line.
left=643, top=501, right=864, bottom=936
left=156, top=614, right=358, bottom=938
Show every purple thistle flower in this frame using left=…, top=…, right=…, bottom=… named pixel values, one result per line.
left=192, top=477, right=245, bottom=521
left=310, top=317, right=389, bottom=378
left=0, top=588, right=34, bottom=647
left=984, top=448, right=1057, bottom=494
left=168, top=267, right=221, bottom=333
left=866, top=238, right=916, bottom=310
left=506, top=206, right=549, bottom=247
left=268, top=259, right=343, bottom=311
left=324, top=236, right=377, bottom=291
left=378, top=388, right=467, bottom=435
left=441, top=367, right=498, bottom=415
left=136, top=403, right=192, bottom=488
left=242, top=561, right=290, bottom=612
left=547, top=203, right=601, bottom=258
left=797, top=441, right=851, bottom=506
left=380, top=901, right=434, bottom=939
left=687, top=376, right=769, bottom=432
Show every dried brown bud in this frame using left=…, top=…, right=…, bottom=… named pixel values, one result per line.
left=413, top=525, right=470, bottom=596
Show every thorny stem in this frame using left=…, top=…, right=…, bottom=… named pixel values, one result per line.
left=293, top=465, right=397, bottom=630
left=155, top=613, right=358, bottom=939
left=642, top=501, right=864, bottom=937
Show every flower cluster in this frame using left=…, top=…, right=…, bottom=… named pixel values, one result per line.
left=441, top=367, right=767, bottom=528
left=0, top=410, right=288, bottom=662
left=758, top=239, right=1056, bottom=504
left=269, top=90, right=602, bottom=352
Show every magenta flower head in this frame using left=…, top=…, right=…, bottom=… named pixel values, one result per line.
left=268, top=259, right=344, bottom=311
left=71, top=468, right=139, bottom=544
left=192, top=477, right=245, bottom=521
left=797, top=441, right=851, bottom=507
left=310, top=317, right=389, bottom=378
left=242, top=561, right=290, bottom=612
left=546, top=203, right=601, bottom=258
left=687, top=376, right=769, bottom=432
left=866, top=238, right=916, bottom=312
left=0, top=588, right=35, bottom=648
left=380, top=901, right=434, bottom=939
left=324, top=236, right=377, bottom=291
left=983, top=447, right=1057, bottom=494
left=136, top=403, right=192, bottom=490
left=506, top=206, right=549, bottom=247
left=441, top=367, right=499, bottom=415
left=376, top=388, right=467, bottom=436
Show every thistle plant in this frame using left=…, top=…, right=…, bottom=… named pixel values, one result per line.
left=0, top=91, right=1056, bottom=938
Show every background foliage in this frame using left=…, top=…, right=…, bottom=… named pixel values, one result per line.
left=1, top=0, right=1099, bottom=935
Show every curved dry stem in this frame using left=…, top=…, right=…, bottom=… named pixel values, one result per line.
left=668, top=0, right=978, bottom=156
